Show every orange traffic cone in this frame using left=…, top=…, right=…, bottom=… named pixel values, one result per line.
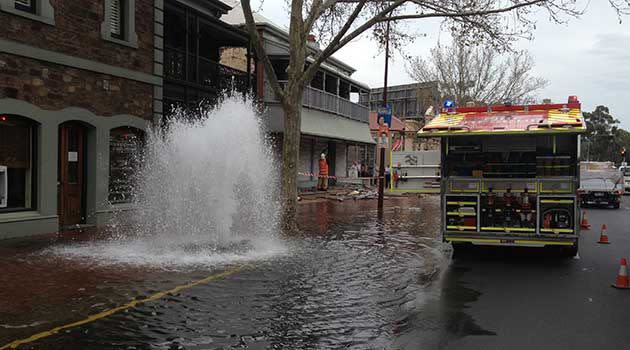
left=612, top=258, right=630, bottom=289
left=580, top=211, right=591, bottom=230
left=597, top=224, right=610, bottom=244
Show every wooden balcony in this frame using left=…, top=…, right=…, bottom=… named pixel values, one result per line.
left=164, top=48, right=252, bottom=94
left=265, top=81, right=369, bottom=123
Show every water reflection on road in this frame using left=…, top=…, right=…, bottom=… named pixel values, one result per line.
left=0, top=196, right=489, bottom=349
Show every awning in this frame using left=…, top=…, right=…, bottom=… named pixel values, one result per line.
left=301, top=108, right=375, bottom=144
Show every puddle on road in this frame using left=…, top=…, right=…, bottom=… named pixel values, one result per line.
left=0, top=197, right=490, bottom=349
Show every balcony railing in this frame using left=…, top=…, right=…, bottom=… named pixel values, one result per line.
left=164, top=47, right=252, bottom=94
left=265, top=80, right=369, bottom=123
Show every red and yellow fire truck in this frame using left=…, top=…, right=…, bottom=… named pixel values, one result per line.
left=417, top=96, right=586, bottom=256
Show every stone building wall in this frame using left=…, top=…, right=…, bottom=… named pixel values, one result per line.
left=0, top=0, right=155, bottom=74
left=0, top=53, right=153, bottom=120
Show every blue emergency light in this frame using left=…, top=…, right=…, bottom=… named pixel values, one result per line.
left=443, top=99, right=455, bottom=109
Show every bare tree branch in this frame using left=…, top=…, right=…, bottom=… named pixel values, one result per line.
left=304, top=0, right=340, bottom=34
left=407, top=43, right=548, bottom=105
left=398, top=0, right=547, bottom=21
left=608, top=0, right=630, bottom=21
left=309, top=0, right=570, bottom=74
left=304, top=0, right=403, bottom=85
left=302, top=0, right=370, bottom=85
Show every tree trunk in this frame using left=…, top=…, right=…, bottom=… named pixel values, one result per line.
left=281, top=90, right=303, bottom=233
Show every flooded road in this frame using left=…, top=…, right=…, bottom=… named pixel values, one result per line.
left=0, top=196, right=480, bottom=349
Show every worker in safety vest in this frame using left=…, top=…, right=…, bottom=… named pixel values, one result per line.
left=318, top=153, right=329, bottom=191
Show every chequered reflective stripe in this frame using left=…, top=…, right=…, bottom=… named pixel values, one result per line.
left=547, top=108, right=583, bottom=125
left=421, top=107, right=586, bottom=134
left=298, top=172, right=381, bottom=180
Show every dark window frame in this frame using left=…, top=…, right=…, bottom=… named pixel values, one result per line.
left=14, top=0, right=36, bottom=14
left=0, top=115, right=38, bottom=214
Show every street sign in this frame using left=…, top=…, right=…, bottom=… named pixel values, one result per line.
left=378, top=105, right=392, bottom=128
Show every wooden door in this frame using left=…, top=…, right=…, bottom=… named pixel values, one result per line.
left=58, top=123, right=85, bottom=227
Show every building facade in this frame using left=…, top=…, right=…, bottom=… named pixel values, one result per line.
left=0, top=0, right=259, bottom=239
left=161, top=0, right=253, bottom=118
left=0, top=0, right=162, bottom=239
left=364, top=82, right=441, bottom=151
left=224, top=4, right=375, bottom=188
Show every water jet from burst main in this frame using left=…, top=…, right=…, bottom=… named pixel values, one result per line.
left=50, top=97, right=286, bottom=268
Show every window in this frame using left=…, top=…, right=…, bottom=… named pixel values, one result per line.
left=311, top=71, right=324, bottom=90
left=109, top=127, right=144, bottom=204
left=101, top=0, right=137, bottom=47
left=0, top=0, right=55, bottom=25
left=0, top=115, right=37, bottom=212
left=14, top=0, right=34, bottom=13
left=109, top=0, right=125, bottom=40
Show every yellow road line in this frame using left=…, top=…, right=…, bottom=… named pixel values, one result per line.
left=0, top=265, right=245, bottom=350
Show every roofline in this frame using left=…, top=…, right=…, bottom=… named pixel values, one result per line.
left=183, top=0, right=232, bottom=15
left=370, top=81, right=439, bottom=92
left=239, top=22, right=357, bottom=75
left=323, top=55, right=356, bottom=74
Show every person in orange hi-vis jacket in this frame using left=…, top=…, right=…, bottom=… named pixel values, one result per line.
left=318, top=153, right=329, bottom=191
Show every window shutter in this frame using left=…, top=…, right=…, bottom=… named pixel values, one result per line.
left=110, top=0, right=123, bottom=38
left=15, top=0, right=35, bottom=13
left=15, top=0, right=32, bottom=7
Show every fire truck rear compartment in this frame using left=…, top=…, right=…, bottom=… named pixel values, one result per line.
left=442, top=134, right=579, bottom=247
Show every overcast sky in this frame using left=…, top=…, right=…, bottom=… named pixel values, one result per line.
left=250, top=1, right=630, bottom=127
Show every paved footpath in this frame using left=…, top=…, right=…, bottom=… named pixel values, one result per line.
left=2, top=196, right=629, bottom=349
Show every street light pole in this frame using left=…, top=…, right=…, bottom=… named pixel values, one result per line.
left=377, top=18, right=391, bottom=211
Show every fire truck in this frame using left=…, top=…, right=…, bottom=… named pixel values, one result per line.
left=417, top=96, right=586, bottom=256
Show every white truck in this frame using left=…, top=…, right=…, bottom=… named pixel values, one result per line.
left=618, top=162, right=630, bottom=192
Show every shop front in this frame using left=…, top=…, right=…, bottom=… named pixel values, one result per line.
left=0, top=101, right=148, bottom=239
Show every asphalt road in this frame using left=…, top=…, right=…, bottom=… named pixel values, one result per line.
left=2, top=196, right=629, bottom=349
left=409, top=197, right=630, bottom=350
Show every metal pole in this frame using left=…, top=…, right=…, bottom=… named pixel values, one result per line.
left=246, top=42, right=252, bottom=94
left=378, top=19, right=391, bottom=211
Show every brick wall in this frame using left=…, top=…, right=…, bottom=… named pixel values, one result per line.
left=0, top=0, right=154, bottom=74
left=0, top=53, right=153, bottom=120
left=220, top=47, right=250, bottom=72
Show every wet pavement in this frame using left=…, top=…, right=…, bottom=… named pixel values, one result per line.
left=2, top=196, right=630, bottom=349
left=1, top=196, right=451, bottom=349
left=439, top=199, right=630, bottom=350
